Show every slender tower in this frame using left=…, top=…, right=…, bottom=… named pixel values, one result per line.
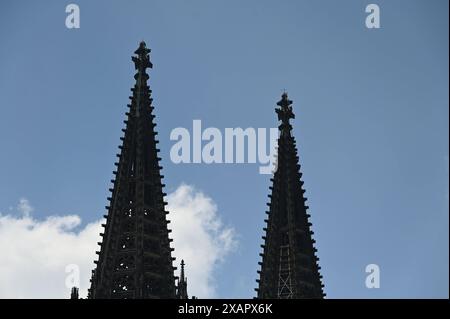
left=256, top=93, right=324, bottom=299
left=176, top=260, right=188, bottom=299
left=89, top=42, right=177, bottom=299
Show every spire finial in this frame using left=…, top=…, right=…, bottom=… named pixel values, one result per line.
left=132, top=41, right=153, bottom=70
left=275, top=92, right=295, bottom=133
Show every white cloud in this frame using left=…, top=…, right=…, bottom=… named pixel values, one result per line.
left=0, top=184, right=236, bottom=299
left=168, top=184, right=238, bottom=298
left=0, top=212, right=101, bottom=299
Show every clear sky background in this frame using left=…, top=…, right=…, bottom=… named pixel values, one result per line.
left=0, top=0, right=448, bottom=298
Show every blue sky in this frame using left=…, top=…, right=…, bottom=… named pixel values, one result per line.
left=0, top=0, right=448, bottom=298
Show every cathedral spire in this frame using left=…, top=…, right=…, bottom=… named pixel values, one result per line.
left=88, top=42, right=177, bottom=299
left=255, top=93, right=324, bottom=299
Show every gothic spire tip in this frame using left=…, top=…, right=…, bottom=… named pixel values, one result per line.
left=134, top=41, right=151, bottom=56
left=276, top=92, right=295, bottom=128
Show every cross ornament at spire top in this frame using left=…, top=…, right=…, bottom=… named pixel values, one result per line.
left=275, top=92, right=295, bottom=132
left=132, top=41, right=153, bottom=71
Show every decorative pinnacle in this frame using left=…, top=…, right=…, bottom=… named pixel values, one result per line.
left=132, top=41, right=153, bottom=70
left=275, top=92, right=295, bottom=131
left=180, top=259, right=185, bottom=281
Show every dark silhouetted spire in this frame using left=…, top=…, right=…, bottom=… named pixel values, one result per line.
left=88, top=42, right=176, bottom=299
left=256, top=93, right=324, bottom=299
